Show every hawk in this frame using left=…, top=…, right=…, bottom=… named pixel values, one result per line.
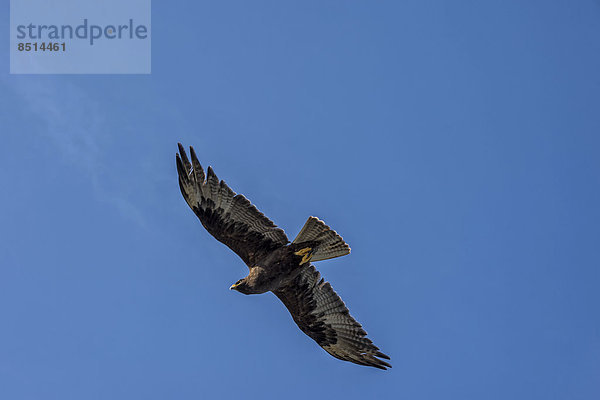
left=176, top=143, right=391, bottom=370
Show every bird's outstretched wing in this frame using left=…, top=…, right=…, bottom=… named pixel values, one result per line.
left=274, top=265, right=391, bottom=370
left=176, top=143, right=289, bottom=267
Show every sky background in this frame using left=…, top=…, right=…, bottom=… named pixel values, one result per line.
left=1, top=1, right=600, bottom=399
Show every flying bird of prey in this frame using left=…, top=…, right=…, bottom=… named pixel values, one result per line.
left=176, top=143, right=391, bottom=370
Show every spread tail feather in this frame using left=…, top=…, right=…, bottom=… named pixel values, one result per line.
left=293, top=217, right=350, bottom=261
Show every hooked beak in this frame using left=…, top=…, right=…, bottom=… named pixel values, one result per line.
left=230, top=283, right=239, bottom=290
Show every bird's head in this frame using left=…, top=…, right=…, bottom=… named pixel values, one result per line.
left=230, top=278, right=251, bottom=295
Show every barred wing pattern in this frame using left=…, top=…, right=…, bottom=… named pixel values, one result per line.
left=176, top=144, right=289, bottom=267
left=274, top=265, right=391, bottom=370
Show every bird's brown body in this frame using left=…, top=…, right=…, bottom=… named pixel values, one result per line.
left=231, top=243, right=317, bottom=294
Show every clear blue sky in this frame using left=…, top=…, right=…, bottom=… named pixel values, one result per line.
left=1, top=1, right=599, bottom=399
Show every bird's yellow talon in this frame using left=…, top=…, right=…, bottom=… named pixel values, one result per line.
left=294, top=247, right=312, bottom=256
left=300, top=253, right=313, bottom=265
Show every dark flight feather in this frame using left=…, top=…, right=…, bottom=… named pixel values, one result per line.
left=274, top=266, right=391, bottom=370
left=177, top=144, right=288, bottom=267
